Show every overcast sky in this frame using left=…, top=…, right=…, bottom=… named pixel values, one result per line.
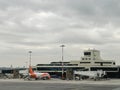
left=0, top=0, right=120, bottom=67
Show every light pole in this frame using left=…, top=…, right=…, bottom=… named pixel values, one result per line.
left=28, top=51, right=32, bottom=66
left=60, top=45, right=65, bottom=79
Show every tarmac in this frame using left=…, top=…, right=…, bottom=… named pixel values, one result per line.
left=0, top=79, right=120, bottom=90
left=1, top=78, right=120, bottom=85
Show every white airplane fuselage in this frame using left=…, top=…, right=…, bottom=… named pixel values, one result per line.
left=29, top=72, right=50, bottom=79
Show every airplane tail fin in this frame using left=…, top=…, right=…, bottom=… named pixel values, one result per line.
left=29, top=66, right=34, bottom=74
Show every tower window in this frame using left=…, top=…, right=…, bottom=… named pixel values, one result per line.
left=113, top=62, right=115, bottom=65
left=84, top=52, right=91, bottom=55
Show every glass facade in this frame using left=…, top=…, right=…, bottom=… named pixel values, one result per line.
left=37, top=67, right=85, bottom=72
left=90, top=67, right=118, bottom=71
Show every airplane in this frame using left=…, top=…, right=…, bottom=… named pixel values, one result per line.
left=22, top=66, right=51, bottom=80
left=74, top=70, right=106, bottom=80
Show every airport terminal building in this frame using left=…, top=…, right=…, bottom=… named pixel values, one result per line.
left=35, top=49, right=120, bottom=78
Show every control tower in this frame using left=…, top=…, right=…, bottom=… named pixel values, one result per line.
left=70, top=49, right=115, bottom=67
left=81, top=49, right=101, bottom=61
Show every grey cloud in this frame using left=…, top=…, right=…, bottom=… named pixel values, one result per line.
left=0, top=0, right=120, bottom=66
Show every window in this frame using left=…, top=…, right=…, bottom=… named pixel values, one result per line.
left=84, top=52, right=91, bottom=55
left=80, top=62, right=90, bottom=64
left=113, top=62, right=115, bottom=65
left=100, top=63, right=103, bottom=66
left=95, top=62, right=112, bottom=64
